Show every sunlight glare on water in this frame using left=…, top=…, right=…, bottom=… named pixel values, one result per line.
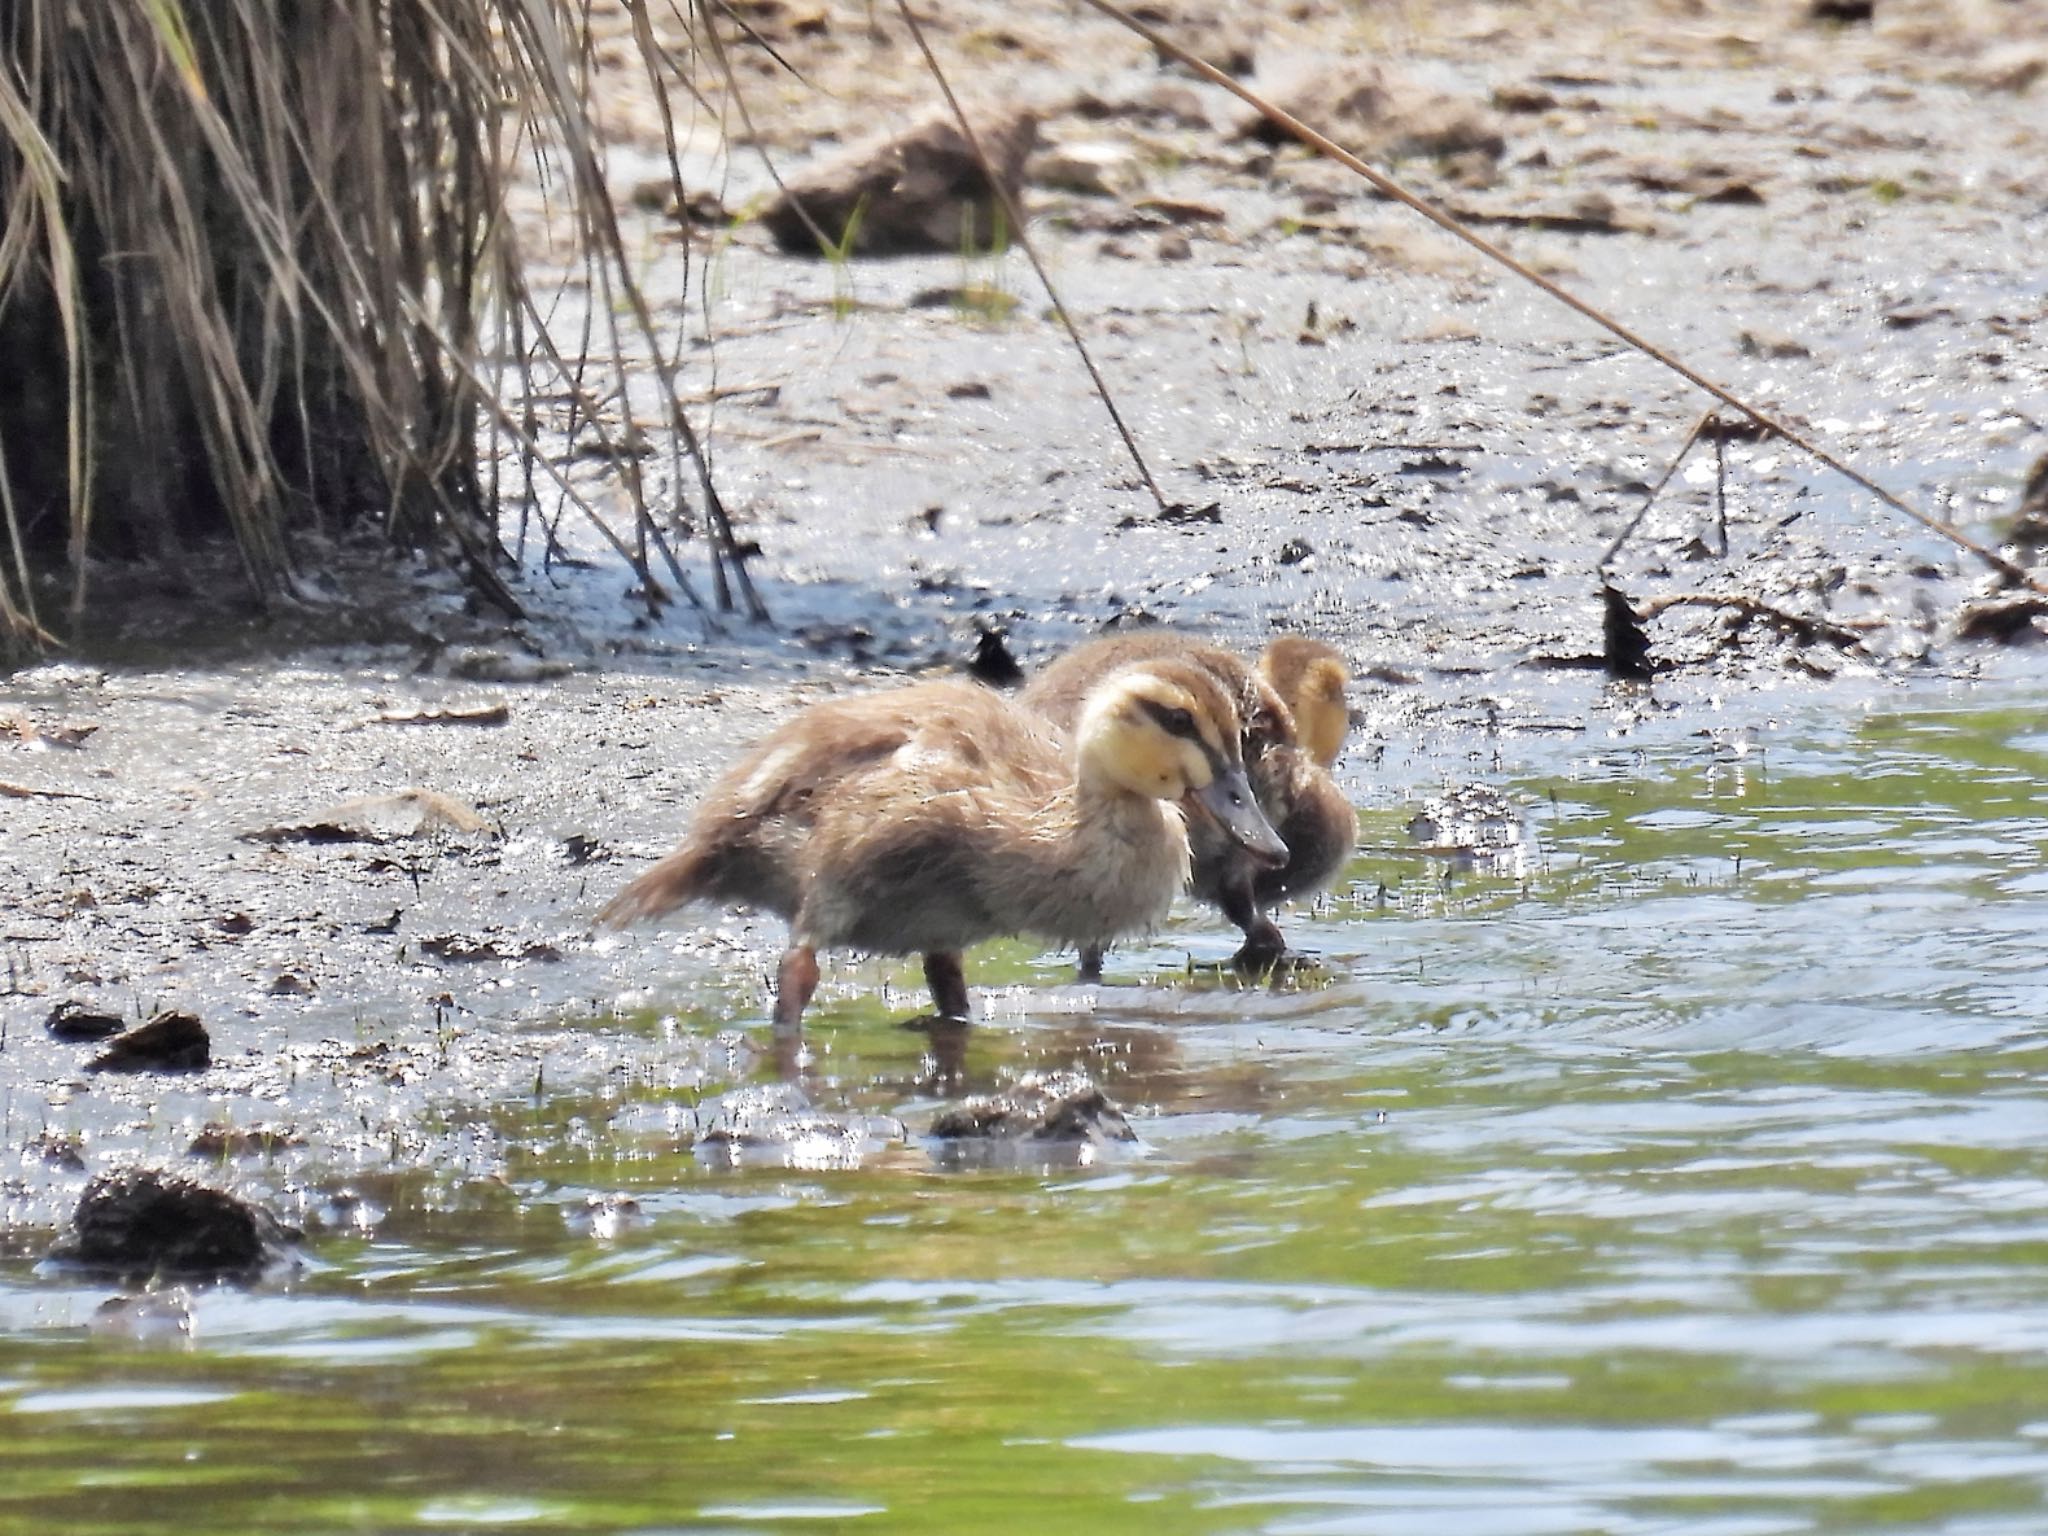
left=2, top=687, right=2046, bottom=1535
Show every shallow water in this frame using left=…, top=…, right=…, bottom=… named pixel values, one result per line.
left=4, top=684, right=2046, bottom=1535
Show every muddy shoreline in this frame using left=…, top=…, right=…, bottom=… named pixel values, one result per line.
left=6, top=0, right=2047, bottom=1251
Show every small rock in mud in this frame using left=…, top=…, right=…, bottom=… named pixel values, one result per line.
left=1492, top=81, right=1559, bottom=114
left=1030, top=141, right=1140, bottom=196
left=1604, top=582, right=1657, bottom=680
left=1953, top=595, right=2048, bottom=643
left=444, top=647, right=573, bottom=683
left=2007, top=451, right=2048, bottom=550
left=1241, top=58, right=1505, bottom=162
left=694, top=1084, right=902, bottom=1171
left=762, top=109, right=1038, bottom=257
left=47, top=1170, right=298, bottom=1281
left=1956, top=43, right=2048, bottom=94
left=929, top=1071, right=1137, bottom=1144
left=967, top=624, right=1026, bottom=687
left=245, top=788, right=492, bottom=844
left=88, top=1010, right=211, bottom=1074
left=24, top=1130, right=87, bottom=1172
left=44, top=1000, right=126, bottom=1042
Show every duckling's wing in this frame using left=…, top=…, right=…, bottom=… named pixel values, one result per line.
left=601, top=699, right=918, bottom=926
left=792, top=684, right=1070, bottom=953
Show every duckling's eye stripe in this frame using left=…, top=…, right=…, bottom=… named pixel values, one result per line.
left=1138, top=697, right=1231, bottom=774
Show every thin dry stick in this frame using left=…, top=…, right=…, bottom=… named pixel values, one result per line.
left=1599, top=407, right=1715, bottom=568
left=1077, top=0, right=2047, bottom=598
left=1636, top=592, right=1874, bottom=651
left=895, top=0, right=1169, bottom=517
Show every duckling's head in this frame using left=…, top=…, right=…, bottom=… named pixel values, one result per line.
left=1077, top=660, right=1289, bottom=865
left=1259, top=636, right=1351, bottom=769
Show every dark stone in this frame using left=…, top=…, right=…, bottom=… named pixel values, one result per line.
left=45, top=1000, right=126, bottom=1042
left=761, top=110, right=1039, bottom=257
left=47, top=1170, right=298, bottom=1281
left=88, top=1010, right=211, bottom=1073
left=967, top=625, right=1026, bottom=688
left=1603, top=583, right=1656, bottom=680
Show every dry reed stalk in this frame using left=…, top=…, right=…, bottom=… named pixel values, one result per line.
left=0, top=0, right=755, bottom=659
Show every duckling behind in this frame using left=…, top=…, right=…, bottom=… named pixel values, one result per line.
left=1022, top=629, right=1357, bottom=972
left=601, top=660, right=1284, bottom=1028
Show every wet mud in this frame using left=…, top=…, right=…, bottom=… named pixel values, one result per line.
left=3, top=0, right=2046, bottom=1266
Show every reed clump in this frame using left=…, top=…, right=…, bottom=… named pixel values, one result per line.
left=0, top=0, right=741, bottom=657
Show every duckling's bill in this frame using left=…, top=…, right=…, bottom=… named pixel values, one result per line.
left=1187, top=764, right=1289, bottom=868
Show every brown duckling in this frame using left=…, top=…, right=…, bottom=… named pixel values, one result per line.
left=600, top=660, right=1286, bottom=1028
left=1022, top=629, right=1357, bottom=973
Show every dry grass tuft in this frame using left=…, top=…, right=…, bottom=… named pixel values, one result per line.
left=0, top=0, right=755, bottom=657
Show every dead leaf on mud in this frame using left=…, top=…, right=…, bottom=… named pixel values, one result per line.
left=373, top=702, right=511, bottom=727
left=3, top=714, right=98, bottom=750
left=244, top=788, right=493, bottom=844
left=0, top=779, right=96, bottom=801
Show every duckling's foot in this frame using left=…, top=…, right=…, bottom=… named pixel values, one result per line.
left=1230, top=942, right=1321, bottom=978
left=1230, top=916, right=1291, bottom=976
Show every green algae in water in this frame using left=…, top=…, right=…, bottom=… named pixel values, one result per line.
left=2, top=695, right=2046, bottom=1534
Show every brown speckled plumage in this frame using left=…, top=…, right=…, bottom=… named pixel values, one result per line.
left=601, top=660, right=1259, bottom=1025
left=1024, top=628, right=1357, bottom=969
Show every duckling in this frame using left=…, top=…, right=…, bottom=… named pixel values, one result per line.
left=599, top=660, right=1286, bottom=1029
left=1022, top=629, right=1357, bottom=974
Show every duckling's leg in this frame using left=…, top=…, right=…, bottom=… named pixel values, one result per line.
left=923, top=951, right=972, bottom=1022
left=1218, top=874, right=1288, bottom=972
left=1076, top=943, right=1106, bottom=983
left=773, top=944, right=820, bottom=1028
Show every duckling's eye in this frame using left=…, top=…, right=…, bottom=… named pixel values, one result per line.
left=1162, top=707, right=1196, bottom=736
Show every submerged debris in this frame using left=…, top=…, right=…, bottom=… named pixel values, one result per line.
left=566, top=1193, right=647, bottom=1241
left=88, top=1010, right=211, bottom=1073
left=187, top=1124, right=304, bottom=1160
left=47, top=1170, right=298, bottom=1281
left=89, top=1290, right=197, bottom=1343
left=1406, top=786, right=1528, bottom=868
left=695, top=1084, right=905, bottom=1172
left=929, top=1071, right=1138, bottom=1144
